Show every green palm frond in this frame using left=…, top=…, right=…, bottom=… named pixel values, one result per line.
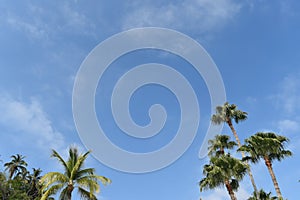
left=76, top=176, right=99, bottom=194
left=239, top=132, right=292, bottom=163
left=51, top=150, right=69, bottom=175
left=75, top=168, right=95, bottom=179
left=208, top=135, right=237, bottom=157
left=41, top=183, right=65, bottom=200
left=211, top=102, right=248, bottom=125
left=70, top=151, right=90, bottom=180
left=41, top=172, right=68, bottom=190
left=199, top=154, right=247, bottom=193
left=41, top=146, right=111, bottom=199
left=94, top=175, right=112, bottom=185
left=59, top=187, right=69, bottom=200
left=77, top=187, right=97, bottom=200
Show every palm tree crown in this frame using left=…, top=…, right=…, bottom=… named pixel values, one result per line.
left=199, top=154, right=248, bottom=200
left=208, top=135, right=237, bottom=157
left=40, top=147, right=111, bottom=200
left=248, top=189, right=278, bottom=200
left=239, top=132, right=292, bottom=199
left=239, top=132, right=292, bottom=164
left=4, top=154, right=28, bottom=180
left=211, top=102, right=248, bottom=126
left=200, top=134, right=247, bottom=200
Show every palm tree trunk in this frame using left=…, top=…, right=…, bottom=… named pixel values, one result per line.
left=225, top=180, right=237, bottom=200
left=227, top=119, right=242, bottom=147
left=227, top=119, right=259, bottom=200
left=67, top=184, right=74, bottom=200
left=264, top=156, right=282, bottom=199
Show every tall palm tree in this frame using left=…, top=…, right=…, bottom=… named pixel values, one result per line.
left=238, top=132, right=292, bottom=199
left=211, top=102, right=258, bottom=198
left=4, top=154, right=28, bottom=180
left=248, top=189, right=277, bottom=200
left=40, top=147, right=111, bottom=200
left=199, top=154, right=248, bottom=200
left=208, top=134, right=237, bottom=157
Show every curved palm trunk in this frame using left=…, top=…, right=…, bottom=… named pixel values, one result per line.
left=264, top=156, right=282, bottom=199
left=227, top=119, right=259, bottom=200
left=225, top=180, right=237, bottom=200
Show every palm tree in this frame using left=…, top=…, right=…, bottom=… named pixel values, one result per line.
left=208, top=134, right=237, bottom=157
left=199, top=154, right=248, bottom=200
left=27, top=168, right=43, bottom=199
left=40, top=147, right=111, bottom=200
left=4, top=154, right=28, bottom=180
left=211, top=102, right=247, bottom=146
left=200, top=134, right=246, bottom=200
left=211, top=102, right=258, bottom=198
left=248, top=189, right=277, bottom=200
left=239, top=132, right=292, bottom=199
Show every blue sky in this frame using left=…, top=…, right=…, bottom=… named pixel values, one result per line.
left=0, top=0, right=300, bottom=199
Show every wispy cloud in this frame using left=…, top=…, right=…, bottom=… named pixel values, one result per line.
left=274, top=73, right=300, bottom=115
left=122, top=0, right=242, bottom=33
left=1, top=1, right=97, bottom=42
left=278, top=119, right=300, bottom=134
left=271, top=73, right=300, bottom=152
left=0, top=94, right=65, bottom=152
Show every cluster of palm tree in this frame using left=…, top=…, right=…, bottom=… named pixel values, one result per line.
left=199, top=102, right=292, bottom=200
left=0, top=154, right=42, bottom=199
left=0, top=147, right=111, bottom=200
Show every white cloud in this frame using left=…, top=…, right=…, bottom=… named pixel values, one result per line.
left=275, top=74, right=300, bottom=115
left=122, top=0, right=242, bottom=33
left=278, top=119, right=300, bottom=134
left=2, top=2, right=97, bottom=42
left=0, top=95, right=65, bottom=152
left=6, top=15, right=48, bottom=40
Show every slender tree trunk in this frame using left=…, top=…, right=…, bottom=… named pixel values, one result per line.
left=227, top=119, right=242, bottom=147
left=225, top=180, right=237, bottom=200
left=264, top=156, right=282, bottom=199
left=227, top=119, right=259, bottom=200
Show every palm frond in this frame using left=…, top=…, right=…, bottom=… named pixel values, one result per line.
left=40, top=172, right=68, bottom=190
left=41, top=183, right=65, bottom=200
left=51, top=150, right=69, bottom=174
left=78, top=187, right=97, bottom=200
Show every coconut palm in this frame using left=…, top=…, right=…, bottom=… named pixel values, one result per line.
left=199, top=154, right=248, bottom=200
left=4, top=154, right=28, bottom=180
left=248, top=189, right=277, bottom=200
left=27, top=168, right=43, bottom=199
left=208, top=134, right=237, bottom=157
left=211, top=102, right=258, bottom=198
left=239, top=132, right=292, bottom=199
left=40, top=147, right=111, bottom=200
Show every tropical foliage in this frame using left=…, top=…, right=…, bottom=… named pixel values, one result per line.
left=239, top=132, right=292, bottom=199
left=0, top=147, right=111, bottom=200
left=4, top=154, right=28, bottom=180
left=0, top=156, right=42, bottom=200
left=40, top=147, right=111, bottom=200
left=211, top=102, right=258, bottom=198
left=200, top=135, right=247, bottom=200
left=248, top=189, right=278, bottom=200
